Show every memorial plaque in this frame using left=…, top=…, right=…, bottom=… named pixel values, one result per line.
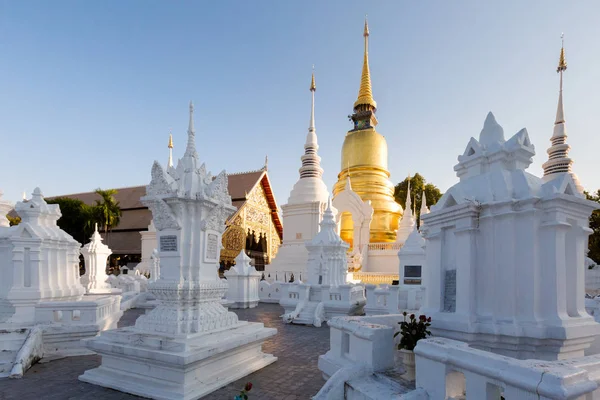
left=404, top=265, right=422, bottom=278
left=443, top=269, right=457, bottom=312
left=205, top=233, right=219, bottom=261
left=160, top=235, right=178, bottom=252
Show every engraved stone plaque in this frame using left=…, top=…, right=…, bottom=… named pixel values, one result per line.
left=160, top=235, right=178, bottom=252
left=205, top=233, right=219, bottom=261
left=443, top=269, right=457, bottom=312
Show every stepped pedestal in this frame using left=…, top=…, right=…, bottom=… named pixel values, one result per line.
left=80, top=321, right=276, bottom=400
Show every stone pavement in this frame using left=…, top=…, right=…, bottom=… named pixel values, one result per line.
left=0, top=303, right=330, bottom=400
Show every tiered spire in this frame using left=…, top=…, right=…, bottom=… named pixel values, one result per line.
left=299, top=71, right=324, bottom=179
left=354, top=18, right=377, bottom=110
left=350, top=17, right=378, bottom=129
left=405, top=177, right=412, bottom=217
left=167, top=131, right=174, bottom=168
left=542, top=34, right=573, bottom=178
left=184, top=101, right=198, bottom=159
left=420, top=190, right=429, bottom=217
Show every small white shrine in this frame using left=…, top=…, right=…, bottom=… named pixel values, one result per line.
left=224, top=251, right=261, bottom=308
left=265, top=72, right=329, bottom=281
left=0, top=188, right=122, bottom=377
left=135, top=220, right=157, bottom=278
left=280, top=199, right=366, bottom=327
left=0, top=188, right=87, bottom=323
left=80, top=224, right=121, bottom=295
left=79, top=102, right=277, bottom=399
left=420, top=111, right=599, bottom=360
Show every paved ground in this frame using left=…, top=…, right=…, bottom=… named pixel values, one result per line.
left=0, top=303, right=329, bottom=400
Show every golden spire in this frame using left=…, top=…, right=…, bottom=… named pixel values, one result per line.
left=168, top=131, right=173, bottom=149
left=310, top=65, right=316, bottom=91
left=557, top=33, right=567, bottom=73
left=354, top=16, right=377, bottom=109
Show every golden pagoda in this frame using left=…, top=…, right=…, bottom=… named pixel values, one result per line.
left=332, top=19, right=402, bottom=246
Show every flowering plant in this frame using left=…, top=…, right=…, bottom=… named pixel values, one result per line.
left=234, top=382, right=252, bottom=400
left=394, top=312, right=431, bottom=351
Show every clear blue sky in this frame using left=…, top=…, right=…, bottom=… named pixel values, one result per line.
left=1, top=1, right=599, bottom=205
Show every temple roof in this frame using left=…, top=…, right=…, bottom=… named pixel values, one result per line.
left=42, top=168, right=283, bottom=254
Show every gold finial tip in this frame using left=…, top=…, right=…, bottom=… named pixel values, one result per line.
left=363, top=16, right=369, bottom=37
left=168, top=132, right=174, bottom=149
left=310, top=70, right=316, bottom=91
left=557, top=35, right=567, bottom=73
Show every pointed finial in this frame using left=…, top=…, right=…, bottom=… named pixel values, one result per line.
left=557, top=33, right=567, bottom=73
left=94, top=222, right=98, bottom=232
left=310, top=65, right=316, bottom=92
left=168, top=131, right=173, bottom=149
left=354, top=18, right=377, bottom=110
left=184, top=101, right=198, bottom=159
left=22, top=191, right=26, bottom=201
left=264, top=155, right=268, bottom=171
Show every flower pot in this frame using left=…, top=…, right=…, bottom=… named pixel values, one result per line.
left=400, top=348, right=416, bottom=381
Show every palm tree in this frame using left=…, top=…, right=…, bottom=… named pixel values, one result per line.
left=94, top=188, right=122, bottom=246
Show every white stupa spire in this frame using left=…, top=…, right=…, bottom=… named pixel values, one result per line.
left=287, top=70, right=329, bottom=205
left=395, top=176, right=416, bottom=244
left=542, top=34, right=582, bottom=192
left=167, top=131, right=174, bottom=168
left=405, top=176, right=412, bottom=218
left=420, top=190, right=429, bottom=217
left=184, top=101, right=198, bottom=159
left=299, top=71, right=323, bottom=179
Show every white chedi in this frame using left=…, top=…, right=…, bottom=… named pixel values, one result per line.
left=305, top=198, right=349, bottom=287
left=266, top=72, right=329, bottom=280
left=79, top=102, right=277, bottom=400
left=395, top=178, right=415, bottom=245
left=224, top=251, right=261, bottom=308
left=0, top=188, right=85, bottom=324
left=80, top=223, right=120, bottom=295
left=421, top=111, right=599, bottom=361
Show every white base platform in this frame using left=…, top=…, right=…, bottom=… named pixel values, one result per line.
left=79, top=321, right=277, bottom=400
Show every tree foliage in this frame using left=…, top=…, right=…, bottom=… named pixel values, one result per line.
left=585, top=190, right=600, bottom=264
left=94, top=188, right=122, bottom=246
left=46, top=197, right=100, bottom=244
left=394, top=173, right=443, bottom=224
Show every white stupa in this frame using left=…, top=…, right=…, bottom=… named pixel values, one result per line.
left=421, top=108, right=599, bottom=361
left=265, top=71, right=329, bottom=281
left=80, top=102, right=276, bottom=399
left=395, top=177, right=415, bottom=245
left=542, top=35, right=584, bottom=193
left=280, top=198, right=365, bottom=327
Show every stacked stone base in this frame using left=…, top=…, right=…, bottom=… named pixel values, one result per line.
left=79, top=321, right=277, bottom=400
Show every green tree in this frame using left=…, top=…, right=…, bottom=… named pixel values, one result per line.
left=94, top=188, right=122, bottom=245
left=585, top=190, right=600, bottom=264
left=46, top=197, right=99, bottom=244
left=394, top=173, right=443, bottom=226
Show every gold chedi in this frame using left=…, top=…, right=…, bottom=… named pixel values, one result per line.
left=332, top=19, right=402, bottom=246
